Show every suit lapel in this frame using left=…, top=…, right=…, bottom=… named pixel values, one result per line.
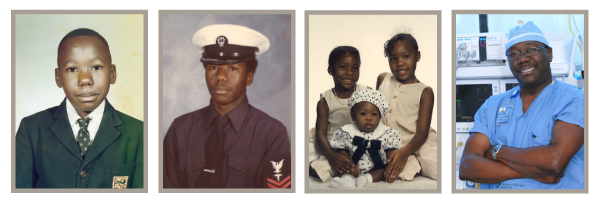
left=82, top=100, right=122, bottom=166
left=50, top=99, right=84, bottom=162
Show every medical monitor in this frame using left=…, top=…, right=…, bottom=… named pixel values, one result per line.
left=456, top=79, right=499, bottom=133
left=500, top=79, right=519, bottom=93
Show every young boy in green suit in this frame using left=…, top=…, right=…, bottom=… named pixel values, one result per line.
left=15, top=28, right=143, bottom=188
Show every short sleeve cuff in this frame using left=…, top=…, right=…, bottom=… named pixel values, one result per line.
left=469, top=99, right=490, bottom=138
left=469, top=126, right=489, bottom=137
left=329, top=128, right=351, bottom=150
left=557, top=116, right=584, bottom=129
left=556, top=92, right=584, bottom=129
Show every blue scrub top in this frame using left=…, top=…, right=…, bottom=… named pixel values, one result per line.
left=470, top=78, right=584, bottom=189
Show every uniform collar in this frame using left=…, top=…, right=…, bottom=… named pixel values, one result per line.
left=511, top=77, right=556, bottom=98
left=204, top=98, right=251, bottom=134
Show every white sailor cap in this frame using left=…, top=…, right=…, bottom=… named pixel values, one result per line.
left=192, top=24, right=270, bottom=64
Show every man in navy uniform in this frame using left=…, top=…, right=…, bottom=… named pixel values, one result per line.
left=163, top=24, right=291, bottom=188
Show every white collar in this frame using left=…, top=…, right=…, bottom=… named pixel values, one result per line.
left=66, top=99, right=105, bottom=142
left=342, top=122, right=390, bottom=139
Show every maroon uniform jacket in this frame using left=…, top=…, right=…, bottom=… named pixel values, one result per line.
left=163, top=99, right=291, bottom=188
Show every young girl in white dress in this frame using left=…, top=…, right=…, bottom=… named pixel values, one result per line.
left=308, top=46, right=370, bottom=182
left=377, top=33, right=437, bottom=182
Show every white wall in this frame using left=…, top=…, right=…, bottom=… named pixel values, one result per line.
left=308, top=14, right=438, bottom=131
left=15, top=14, right=145, bottom=129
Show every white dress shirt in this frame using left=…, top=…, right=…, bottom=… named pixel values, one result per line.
left=66, top=99, right=105, bottom=143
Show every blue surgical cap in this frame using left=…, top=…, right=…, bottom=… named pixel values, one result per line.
left=505, top=21, right=550, bottom=52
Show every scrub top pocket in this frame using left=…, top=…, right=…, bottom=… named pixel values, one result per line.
left=531, top=120, right=553, bottom=147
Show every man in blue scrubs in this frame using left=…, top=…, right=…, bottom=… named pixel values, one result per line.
left=459, top=21, right=584, bottom=189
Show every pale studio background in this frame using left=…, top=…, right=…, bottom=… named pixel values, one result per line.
left=14, top=14, right=145, bottom=131
left=161, top=14, right=292, bottom=139
left=307, top=15, right=438, bottom=131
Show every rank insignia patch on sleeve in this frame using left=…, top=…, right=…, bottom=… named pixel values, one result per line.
left=267, top=159, right=290, bottom=188
left=267, top=175, right=290, bottom=189
left=271, top=159, right=284, bottom=181
left=112, top=176, right=129, bottom=189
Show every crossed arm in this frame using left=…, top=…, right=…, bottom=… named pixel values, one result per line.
left=459, top=120, right=583, bottom=184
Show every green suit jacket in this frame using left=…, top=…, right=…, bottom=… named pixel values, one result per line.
left=16, top=99, right=143, bottom=188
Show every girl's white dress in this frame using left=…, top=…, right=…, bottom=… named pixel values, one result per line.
left=378, top=73, right=438, bottom=180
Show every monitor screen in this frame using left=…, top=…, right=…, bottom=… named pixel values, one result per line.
left=505, top=83, right=519, bottom=91
left=456, top=84, right=494, bottom=122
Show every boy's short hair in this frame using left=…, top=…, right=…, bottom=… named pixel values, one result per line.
left=384, top=33, right=419, bottom=57
left=327, top=46, right=361, bottom=72
left=58, top=28, right=110, bottom=52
